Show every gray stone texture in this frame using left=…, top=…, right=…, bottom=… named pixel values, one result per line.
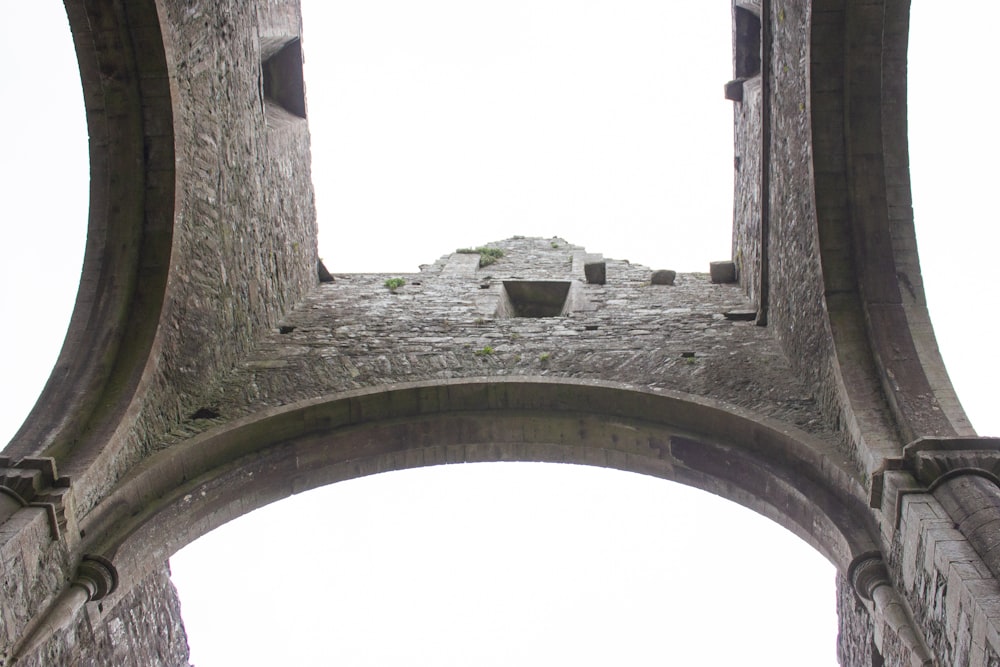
left=169, top=238, right=828, bottom=440
left=709, top=260, right=737, bottom=284
left=88, top=0, right=318, bottom=508
left=0, top=509, right=72, bottom=663
left=2, top=0, right=314, bottom=663
left=650, top=269, right=676, bottom=285
left=4, top=0, right=1000, bottom=665
left=13, top=565, right=189, bottom=667
left=20, top=0, right=319, bottom=519
left=732, top=74, right=762, bottom=304
left=837, top=574, right=878, bottom=666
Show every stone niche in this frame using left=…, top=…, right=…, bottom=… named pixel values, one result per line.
left=261, top=38, right=306, bottom=119
left=496, top=280, right=582, bottom=318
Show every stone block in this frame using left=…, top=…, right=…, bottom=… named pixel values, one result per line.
left=710, top=261, right=737, bottom=283
left=725, top=78, right=745, bottom=102
left=650, top=270, right=675, bottom=285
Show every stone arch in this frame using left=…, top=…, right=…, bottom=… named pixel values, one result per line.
left=5, top=0, right=175, bottom=469
left=808, top=0, right=973, bottom=464
left=81, top=378, right=878, bottom=591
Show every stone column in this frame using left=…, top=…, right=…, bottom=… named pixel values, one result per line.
left=933, top=474, right=1000, bottom=580
left=903, top=438, right=1000, bottom=581
left=9, top=556, right=118, bottom=664
left=850, top=554, right=934, bottom=666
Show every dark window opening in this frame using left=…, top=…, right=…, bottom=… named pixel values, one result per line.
left=734, top=7, right=761, bottom=79
left=500, top=281, right=571, bottom=318
left=262, top=38, right=307, bottom=119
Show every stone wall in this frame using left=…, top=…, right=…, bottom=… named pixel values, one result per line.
left=1, top=508, right=187, bottom=666
left=157, top=238, right=836, bottom=454
left=5, top=0, right=998, bottom=664
left=733, top=76, right=763, bottom=307
left=2, top=0, right=313, bottom=663
left=889, top=491, right=1000, bottom=665
left=15, top=564, right=189, bottom=667
left=0, top=509, right=72, bottom=662
left=838, top=574, right=879, bottom=666
left=72, top=0, right=318, bottom=513
left=765, top=0, right=843, bottom=438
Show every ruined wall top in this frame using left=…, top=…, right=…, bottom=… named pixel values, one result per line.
left=163, top=236, right=837, bottom=452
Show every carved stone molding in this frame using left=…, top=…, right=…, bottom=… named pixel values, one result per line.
left=6, top=556, right=119, bottom=664
left=903, top=437, right=1000, bottom=489
left=848, top=553, right=935, bottom=665
left=849, top=552, right=891, bottom=601
left=0, top=456, right=71, bottom=538
left=870, top=437, right=1000, bottom=519
left=76, top=555, right=118, bottom=602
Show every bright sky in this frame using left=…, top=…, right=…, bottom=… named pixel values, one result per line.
left=305, top=0, right=733, bottom=274
left=1, top=2, right=998, bottom=666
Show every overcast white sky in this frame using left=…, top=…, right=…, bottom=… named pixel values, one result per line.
left=1, top=1, right=998, bottom=666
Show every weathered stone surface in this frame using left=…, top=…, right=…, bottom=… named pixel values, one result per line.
left=50, top=0, right=316, bottom=519
left=16, top=564, right=190, bottom=667
left=650, top=269, right=676, bottom=285
left=733, top=73, right=763, bottom=305
left=837, top=574, right=878, bottom=667
left=3, top=1, right=999, bottom=665
left=709, top=260, right=737, bottom=284
left=171, top=238, right=828, bottom=438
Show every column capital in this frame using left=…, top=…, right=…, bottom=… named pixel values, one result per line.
left=75, top=555, right=118, bottom=602
left=902, top=437, right=1000, bottom=489
left=847, top=553, right=935, bottom=664
left=0, top=456, right=72, bottom=539
left=871, top=437, right=1000, bottom=518
left=849, top=552, right=892, bottom=601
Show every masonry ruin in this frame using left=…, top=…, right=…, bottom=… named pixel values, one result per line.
left=2, top=0, right=999, bottom=665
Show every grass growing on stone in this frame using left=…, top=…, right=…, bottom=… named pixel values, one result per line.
left=456, top=246, right=504, bottom=267
left=384, top=278, right=406, bottom=292
left=474, top=345, right=495, bottom=356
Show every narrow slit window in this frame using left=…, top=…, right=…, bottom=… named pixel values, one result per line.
left=734, top=7, right=761, bottom=79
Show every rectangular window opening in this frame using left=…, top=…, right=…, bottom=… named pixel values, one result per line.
left=497, top=281, right=572, bottom=318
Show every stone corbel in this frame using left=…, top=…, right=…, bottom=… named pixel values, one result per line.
left=724, top=78, right=748, bottom=102
left=0, top=456, right=72, bottom=539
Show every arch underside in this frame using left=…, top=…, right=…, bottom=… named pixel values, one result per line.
left=10, top=0, right=916, bottom=586
left=4, top=0, right=997, bottom=663
left=6, top=0, right=175, bottom=465
left=86, top=378, right=877, bottom=593
left=808, top=0, right=973, bottom=471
